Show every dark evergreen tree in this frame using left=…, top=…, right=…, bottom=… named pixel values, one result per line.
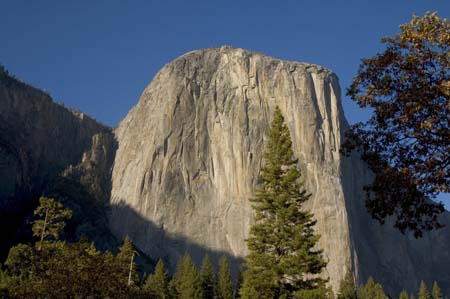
left=170, top=254, right=188, bottom=298
left=171, top=253, right=202, bottom=299
left=240, top=107, right=328, bottom=299
left=32, top=196, right=72, bottom=250
left=337, top=271, right=356, bottom=299
left=144, top=259, right=170, bottom=299
left=400, top=290, right=410, bottom=299
left=199, top=255, right=215, bottom=299
left=234, top=267, right=244, bottom=299
left=432, top=281, right=444, bottom=299
left=419, top=281, right=431, bottom=299
left=217, top=256, right=233, bottom=299
left=116, top=236, right=139, bottom=287
left=357, top=277, right=387, bottom=299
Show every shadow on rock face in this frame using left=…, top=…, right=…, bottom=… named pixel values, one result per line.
left=110, top=201, right=246, bottom=276
left=0, top=131, right=119, bottom=261
left=340, top=152, right=450, bottom=298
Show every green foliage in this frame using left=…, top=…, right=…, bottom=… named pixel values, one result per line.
left=342, top=12, right=450, bottom=236
left=110, top=236, right=140, bottom=293
left=171, top=253, right=202, bottom=299
left=199, top=255, right=216, bottom=299
left=240, top=268, right=274, bottom=299
left=4, top=240, right=142, bottom=298
left=234, top=267, right=244, bottom=299
left=49, top=176, right=115, bottom=246
left=5, top=219, right=449, bottom=299
left=4, top=243, right=36, bottom=277
left=294, top=287, right=333, bottom=299
left=0, top=265, right=11, bottom=299
left=400, top=290, right=410, bottom=299
left=144, top=259, right=170, bottom=299
left=32, top=196, right=72, bottom=249
left=432, top=281, right=444, bottom=299
left=337, top=271, right=356, bottom=299
left=217, top=256, right=233, bottom=299
left=357, top=277, right=388, bottom=299
left=419, top=281, right=431, bottom=299
left=241, top=107, right=327, bottom=298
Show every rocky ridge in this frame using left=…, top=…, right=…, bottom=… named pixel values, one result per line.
left=0, top=66, right=117, bottom=256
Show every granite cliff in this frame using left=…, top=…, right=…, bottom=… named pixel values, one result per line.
left=1, top=47, right=450, bottom=296
left=110, top=47, right=450, bottom=295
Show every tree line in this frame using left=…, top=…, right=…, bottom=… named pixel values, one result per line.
left=337, top=272, right=447, bottom=299
left=0, top=196, right=238, bottom=299
left=0, top=197, right=445, bottom=299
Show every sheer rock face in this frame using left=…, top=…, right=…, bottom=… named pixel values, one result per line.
left=110, top=46, right=450, bottom=296
left=110, top=46, right=352, bottom=290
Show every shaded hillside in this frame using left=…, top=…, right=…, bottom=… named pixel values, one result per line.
left=0, top=66, right=116, bottom=259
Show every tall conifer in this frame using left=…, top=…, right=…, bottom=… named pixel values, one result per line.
left=240, top=107, right=327, bottom=299
left=199, top=255, right=215, bottom=299
left=337, top=271, right=356, bottom=299
left=357, top=277, right=387, bottom=299
left=116, top=236, right=139, bottom=287
left=400, top=291, right=410, bottom=299
left=419, top=281, right=431, bottom=299
left=144, top=259, right=170, bottom=299
left=217, top=256, right=233, bottom=299
left=432, top=281, right=444, bottom=299
left=32, top=197, right=72, bottom=250
left=234, top=267, right=244, bottom=299
left=171, top=253, right=202, bottom=299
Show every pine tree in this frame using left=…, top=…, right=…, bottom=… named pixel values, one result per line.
left=32, top=196, right=72, bottom=250
left=116, top=236, right=139, bottom=287
left=240, top=107, right=327, bottom=298
left=432, top=281, right=444, bottom=299
left=199, top=255, right=215, bottom=299
left=217, top=256, right=233, bottom=299
left=172, top=253, right=202, bottom=299
left=144, top=259, right=170, bottom=299
left=4, top=207, right=144, bottom=298
left=234, top=267, right=244, bottom=299
left=400, top=291, right=410, bottom=299
left=357, top=277, right=388, bottom=299
left=337, top=271, right=356, bottom=299
left=419, top=281, right=431, bottom=299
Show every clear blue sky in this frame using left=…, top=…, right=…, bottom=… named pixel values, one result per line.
left=1, top=1, right=449, bottom=206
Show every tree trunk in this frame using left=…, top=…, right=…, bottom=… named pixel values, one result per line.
left=128, top=251, right=135, bottom=286
left=38, top=207, right=49, bottom=250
